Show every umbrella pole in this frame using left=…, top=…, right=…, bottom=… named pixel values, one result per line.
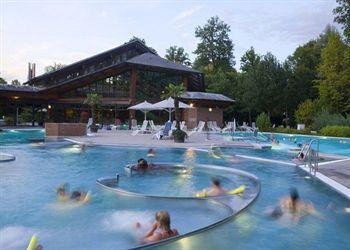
left=144, top=111, right=147, bottom=121
left=168, top=108, right=172, bottom=121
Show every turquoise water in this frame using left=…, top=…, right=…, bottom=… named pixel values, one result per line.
left=1, top=130, right=350, bottom=250
left=263, top=133, right=350, bottom=157
left=0, top=129, right=44, bottom=144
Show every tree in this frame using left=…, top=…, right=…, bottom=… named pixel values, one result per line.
left=0, top=77, right=7, bottom=85
left=193, top=16, right=235, bottom=70
left=83, top=93, right=102, bottom=131
left=165, top=46, right=191, bottom=66
left=45, top=63, right=65, bottom=73
left=128, top=36, right=157, bottom=54
left=11, top=79, right=21, bottom=86
left=333, top=0, right=350, bottom=43
left=162, top=83, right=185, bottom=132
left=294, top=99, right=320, bottom=126
left=317, top=33, right=350, bottom=113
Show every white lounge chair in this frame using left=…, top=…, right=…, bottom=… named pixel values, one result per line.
left=132, top=120, right=149, bottom=136
left=188, top=121, right=205, bottom=136
left=212, top=121, right=222, bottom=132
left=180, top=121, right=186, bottom=130
left=222, top=122, right=234, bottom=132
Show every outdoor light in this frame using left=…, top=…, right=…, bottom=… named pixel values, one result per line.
left=209, top=107, right=213, bottom=112
left=110, top=109, right=113, bottom=111
left=48, top=105, right=52, bottom=109
left=13, top=96, right=19, bottom=99
left=189, top=103, right=194, bottom=107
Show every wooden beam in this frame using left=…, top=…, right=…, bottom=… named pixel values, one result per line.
left=129, top=67, right=137, bottom=128
left=182, top=75, right=189, bottom=89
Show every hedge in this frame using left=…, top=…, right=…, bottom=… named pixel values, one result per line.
left=320, top=126, right=350, bottom=138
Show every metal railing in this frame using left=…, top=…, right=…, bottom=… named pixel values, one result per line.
left=305, top=139, right=320, bottom=175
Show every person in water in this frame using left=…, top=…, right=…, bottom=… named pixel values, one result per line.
left=147, top=149, right=156, bottom=157
left=56, top=183, right=89, bottom=203
left=206, top=178, right=227, bottom=196
left=136, top=158, right=149, bottom=170
left=270, top=188, right=317, bottom=221
left=139, top=211, right=179, bottom=244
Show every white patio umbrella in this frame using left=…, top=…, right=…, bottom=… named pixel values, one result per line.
left=233, top=118, right=236, bottom=132
left=127, top=101, right=160, bottom=120
left=151, top=97, right=192, bottom=121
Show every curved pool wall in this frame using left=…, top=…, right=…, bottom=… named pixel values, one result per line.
left=97, top=163, right=261, bottom=249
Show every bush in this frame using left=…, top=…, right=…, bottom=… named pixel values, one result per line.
left=295, top=99, right=319, bottom=126
left=256, top=112, right=271, bottom=131
left=4, top=116, right=15, bottom=126
left=274, top=127, right=312, bottom=135
left=320, top=125, right=350, bottom=137
left=312, top=110, right=350, bottom=131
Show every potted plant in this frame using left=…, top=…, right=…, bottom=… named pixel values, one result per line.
left=163, top=83, right=187, bottom=143
left=83, top=93, right=102, bottom=133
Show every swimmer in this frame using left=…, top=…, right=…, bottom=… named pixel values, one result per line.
left=138, top=211, right=179, bottom=244
left=55, top=183, right=90, bottom=204
left=79, top=144, right=87, bottom=150
left=205, top=178, right=227, bottom=196
left=270, top=188, right=318, bottom=221
left=294, top=152, right=305, bottom=161
left=272, top=139, right=280, bottom=145
left=56, top=183, right=70, bottom=202
left=147, top=149, right=156, bottom=157
left=136, top=158, right=149, bottom=170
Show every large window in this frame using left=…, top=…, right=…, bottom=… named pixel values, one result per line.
left=62, top=71, right=130, bottom=98
left=136, top=70, right=182, bottom=101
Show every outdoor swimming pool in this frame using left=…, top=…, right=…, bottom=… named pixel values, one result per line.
left=0, top=130, right=349, bottom=250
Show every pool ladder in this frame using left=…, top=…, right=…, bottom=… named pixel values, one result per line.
left=301, top=139, right=319, bottom=175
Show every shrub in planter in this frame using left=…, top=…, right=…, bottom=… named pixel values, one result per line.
left=90, top=124, right=99, bottom=133
left=320, top=125, right=350, bottom=137
left=256, top=112, right=271, bottom=131
left=173, top=129, right=188, bottom=143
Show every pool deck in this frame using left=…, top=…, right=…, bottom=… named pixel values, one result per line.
left=65, top=130, right=253, bottom=148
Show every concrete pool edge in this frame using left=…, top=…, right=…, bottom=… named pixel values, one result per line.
left=96, top=163, right=261, bottom=250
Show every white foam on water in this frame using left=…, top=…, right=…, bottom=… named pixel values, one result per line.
left=102, top=210, right=154, bottom=236
left=0, top=226, right=38, bottom=250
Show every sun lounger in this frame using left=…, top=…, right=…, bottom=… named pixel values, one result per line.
left=188, top=121, right=205, bottom=136
left=153, top=121, right=173, bottom=140
left=131, top=120, right=149, bottom=136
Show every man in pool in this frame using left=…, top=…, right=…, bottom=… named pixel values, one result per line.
left=137, top=211, right=179, bottom=244
left=205, top=178, right=227, bottom=196
left=135, top=158, right=149, bottom=170
left=270, top=188, right=317, bottom=221
left=56, top=183, right=90, bottom=204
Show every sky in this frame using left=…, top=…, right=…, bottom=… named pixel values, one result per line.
left=0, top=0, right=339, bottom=83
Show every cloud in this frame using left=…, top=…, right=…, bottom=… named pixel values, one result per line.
left=173, top=5, right=203, bottom=29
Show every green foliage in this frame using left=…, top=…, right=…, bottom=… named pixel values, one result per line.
left=165, top=46, right=191, bottom=66
left=11, top=79, right=21, bottom=86
left=320, top=125, right=350, bottom=137
left=173, top=129, right=188, bottom=143
left=240, top=50, right=287, bottom=117
left=312, top=110, right=350, bottom=131
left=128, top=36, right=157, bottom=54
left=84, top=93, right=102, bottom=125
left=273, top=127, right=312, bottom=135
left=194, top=16, right=235, bottom=70
left=316, top=33, right=350, bottom=113
left=333, top=0, right=350, bottom=43
left=256, top=112, right=271, bottom=131
left=45, top=63, right=65, bottom=73
left=162, top=83, right=185, bottom=131
left=0, top=77, right=7, bottom=85
left=295, top=99, right=320, bottom=126
left=4, top=116, right=15, bottom=125
left=20, top=108, right=33, bottom=123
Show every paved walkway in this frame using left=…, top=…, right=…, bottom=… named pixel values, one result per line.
left=318, top=159, right=350, bottom=189
left=66, top=130, right=253, bottom=148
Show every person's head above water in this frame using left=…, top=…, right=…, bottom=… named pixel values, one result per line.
left=70, top=191, right=82, bottom=201
left=137, top=158, right=148, bottom=169
left=290, top=188, right=300, bottom=206
left=211, top=178, right=221, bottom=187
left=157, top=211, right=172, bottom=232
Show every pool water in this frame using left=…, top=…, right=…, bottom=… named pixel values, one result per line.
left=0, top=129, right=44, bottom=144
left=1, top=130, right=350, bottom=250
left=263, top=132, right=350, bottom=157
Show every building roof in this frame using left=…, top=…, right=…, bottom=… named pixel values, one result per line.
left=181, top=91, right=235, bottom=103
left=0, top=84, right=40, bottom=93
left=25, top=39, right=154, bottom=84
left=126, top=53, right=200, bottom=74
